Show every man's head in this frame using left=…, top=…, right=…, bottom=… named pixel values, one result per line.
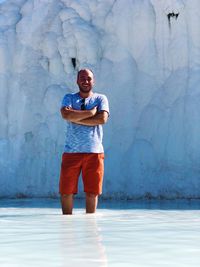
left=77, top=69, right=94, bottom=94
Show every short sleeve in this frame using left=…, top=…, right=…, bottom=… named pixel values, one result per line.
left=61, top=94, right=72, bottom=108
left=98, top=95, right=109, bottom=115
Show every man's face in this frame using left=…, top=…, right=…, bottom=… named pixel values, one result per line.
left=77, top=70, right=94, bottom=93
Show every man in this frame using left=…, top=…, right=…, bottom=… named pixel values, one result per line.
left=59, top=69, right=109, bottom=214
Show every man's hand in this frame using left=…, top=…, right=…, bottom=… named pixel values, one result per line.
left=91, top=106, right=97, bottom=116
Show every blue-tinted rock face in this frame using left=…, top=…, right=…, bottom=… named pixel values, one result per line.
left=1, top=0, right=200, bottom=198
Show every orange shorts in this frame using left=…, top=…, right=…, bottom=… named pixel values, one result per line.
left=59, top=153, right=104, bottom=195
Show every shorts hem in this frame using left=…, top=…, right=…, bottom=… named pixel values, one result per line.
left=59, top=192, right=78, bottom=195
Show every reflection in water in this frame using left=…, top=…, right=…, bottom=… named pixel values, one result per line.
left=1, top=199, right=200, bottom=267
left=59, top=214, right=107, bottom=267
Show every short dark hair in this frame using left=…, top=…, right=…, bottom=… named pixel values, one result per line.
left=77, top=69, right=94, bottom=79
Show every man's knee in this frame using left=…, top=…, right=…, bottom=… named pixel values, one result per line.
left=86, top=192, right=98, bottom=198
left=61, top=194, right=73, bottom=198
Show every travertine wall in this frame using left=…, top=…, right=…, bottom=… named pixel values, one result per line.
left=1, top=0, right=200, bottom=198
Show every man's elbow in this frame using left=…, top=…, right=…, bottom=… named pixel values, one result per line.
left=101, top=118, right=107, bottom=125
left=60, top=108, right=71, bottom=120
left=99, top=114, right=108, bottom=124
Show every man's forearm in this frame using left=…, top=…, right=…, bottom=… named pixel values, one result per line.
left=61, top=107, right=96, bottom=122
left=75, top=112, right=108, bottom=126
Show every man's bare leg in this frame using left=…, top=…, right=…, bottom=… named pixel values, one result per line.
left=61, top=194, right=73, bottom=215
left=86, top=193, right=98, bottom=213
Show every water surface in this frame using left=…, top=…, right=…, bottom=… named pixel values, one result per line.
left=0, top=199, right=200, bottom=267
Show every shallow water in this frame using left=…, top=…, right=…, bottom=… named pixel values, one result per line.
left=0, top=199, right=200, bottom=267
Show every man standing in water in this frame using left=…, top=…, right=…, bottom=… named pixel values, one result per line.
left=59, top=69, right=109, bottom=214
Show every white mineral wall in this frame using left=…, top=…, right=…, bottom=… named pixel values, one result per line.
left=1, top=0, right=200, bottom=198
